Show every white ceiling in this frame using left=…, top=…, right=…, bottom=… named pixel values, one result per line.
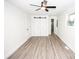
left=5, top=0, right=75, bottom=15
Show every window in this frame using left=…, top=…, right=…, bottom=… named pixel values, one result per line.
left=68, top=13, right=75, bottom=26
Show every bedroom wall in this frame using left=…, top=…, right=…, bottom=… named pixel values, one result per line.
left=4, top=1, right=31, bottom=59
left=55, top=7, right=75, bottom=52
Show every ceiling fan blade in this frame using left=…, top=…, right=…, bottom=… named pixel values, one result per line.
left=46, top=6, right=56, bottom=8
left=30, top=4, right=41, bottom=7
left=35, top=8, right=41, bottom=11
left=45, top=8, right=49, bottom=12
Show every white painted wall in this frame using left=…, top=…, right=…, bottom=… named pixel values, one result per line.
left=0, top=0, right=4, bottom=59
left=4, top=1, right=31, bottom=59
left=31, top=15, right=49, bottom=36
left=31, top=15, right=57, bottom=36
left=55, top=8, right=75, bottom=52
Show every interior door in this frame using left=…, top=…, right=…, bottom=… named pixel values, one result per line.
left=40, top=18, right=48, bottom=36
left=32, top=17, right=48, bottom=36
left=32, top=19, right=41, bottom=36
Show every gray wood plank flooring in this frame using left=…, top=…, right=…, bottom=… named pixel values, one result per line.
left=8, top=34, right=75, bottom=59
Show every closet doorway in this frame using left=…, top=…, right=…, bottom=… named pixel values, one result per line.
left=51, top=19, right=54, bottom=35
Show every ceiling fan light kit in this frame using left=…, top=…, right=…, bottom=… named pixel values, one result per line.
left=41, top=7, right=46, bottom=10
left=30, top=0, right=56, bottom=12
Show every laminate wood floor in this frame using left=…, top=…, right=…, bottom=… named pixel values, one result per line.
left=8, top=34, right=75, bottom=59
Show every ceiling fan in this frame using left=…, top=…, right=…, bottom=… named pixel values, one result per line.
left=30, top=0, right=56, bottom=12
